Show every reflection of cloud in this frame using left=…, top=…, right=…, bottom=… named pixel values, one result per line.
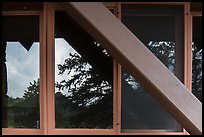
left=5, top=38, right=93, bottom=97
left=6, top=42, right=39, bottom=98
left=55, top=38, right=77, bottom=95
left=55, top=38, right=98, bottom=96
left=55, top=38, right=92, bottom=96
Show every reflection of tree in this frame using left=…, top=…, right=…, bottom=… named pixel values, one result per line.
left=55, top=52, right=113, bottom=128
left=7, top=79, right=40, bottom=128
left=148, top=41, right=175, bottom=72
left=123, top=40, right=202, bottom=104
left=121, top=41, right=182, bottom=130
left=123, top=41, right=175, bottom=91
left=192, top=44, right=202, bottom=102
left=54, top=11, right=113, bottom=128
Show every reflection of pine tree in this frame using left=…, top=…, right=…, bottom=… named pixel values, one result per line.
left=148, top=41, right=175, bottom=72
left=192, top=44, right=202, bottom=102
left=55, top=53, right=113, bottom=128
left=8, top=79, right=40, bottom=128
left=23, top=79, right=39, bottom=107
left=123, top=41, right=175, bottom=91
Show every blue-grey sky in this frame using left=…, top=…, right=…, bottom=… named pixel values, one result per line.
left=6, top=42, right=39, bottom=98
left=6, top=38, right=77, bottom=98
left=55, top=38, right=82, bottom=95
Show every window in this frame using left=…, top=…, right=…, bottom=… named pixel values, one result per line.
left=2, top=2, right=200, bottom=135
left=192, top=15, right=202, bottom=102
left=54, top=11, right=113, bottom=129
left=120, top=4, right=184, bottom=132
left=45, top=5, right=117, bottom=134
left=2, top=15, right=40, bottom=129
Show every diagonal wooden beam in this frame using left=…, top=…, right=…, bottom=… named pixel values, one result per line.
left=59, top=2, right=202, bottom=135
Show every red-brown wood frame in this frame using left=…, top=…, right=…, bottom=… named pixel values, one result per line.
left=188, top=11, right=202, bottom=90
left=46, top=2, right=117, bottom=135
left=2, top=10, right=45, bottom=135
left=61, top=2, right=202, bottom=134
left=183, top=8, right=202, bottom=136
left=2, top=2, right=201, bottom=135
left=117, top=2, right=189, bottom=135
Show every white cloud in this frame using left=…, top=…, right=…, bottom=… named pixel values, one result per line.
left=6, top=42, right=39, bottom=98
left=54, top=38, right=94, bottom=96
left=5, top=38, right=89, bottom=98
left=55, top=38, right=78, bottom=95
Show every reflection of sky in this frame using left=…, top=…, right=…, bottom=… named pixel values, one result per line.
left=5, top=38, right=89, bottom=98
left=6, top=42, right=39, bottom=98
left=55, top=38, right=79, bottom=95
left=55, top=38, right=92, bottom=96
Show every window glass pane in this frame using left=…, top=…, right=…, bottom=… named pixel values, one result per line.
left=192, top=16, right=202, bottom=102
left=121, top=4, right=184, bottom=131
left=55, top=11, right=113, bottom=128
left=2, top=16, right=40, bottom=128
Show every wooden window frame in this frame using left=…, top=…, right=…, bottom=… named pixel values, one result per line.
left=46, top=3, right=117, bottom=135
left=2, top=9, right=47, bottom=136
left=116, top=2, right=191, bottom=135
left=184, top=8, right=202, bottom=136
left=189, top=11, right=202, bottom=90
left=188, top=12, right=202, bottom=92
left=2, top=2, right=200, bottom=135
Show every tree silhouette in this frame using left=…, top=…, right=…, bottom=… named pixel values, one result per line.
left=55, top=51, right=113, bottom=128
left=54, top=11, right=113, bottom=128
left=148, top=41, right=175, bottom=71
left=7, top=79, right=40, bottom=128
left=192, top=44, right=202, bottom=102
left=121, top=41, right=184, bottom=130
left=6, top=39, right=201, bottom=129
left=123, top=41, right=175, bottom=91
left=55, top=40, right=177, bottom=129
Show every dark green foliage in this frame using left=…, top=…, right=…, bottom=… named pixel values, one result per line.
left=123, top=41, right=176, bottom=91
left=7, top=79, right=40, bottom=128
left=192, top=44, right=202, bottom=102
left=55, top=52, right=113, bottom=128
